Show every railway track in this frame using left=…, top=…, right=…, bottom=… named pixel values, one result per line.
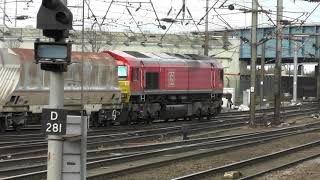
left=86, top=124, right=320, bottom=180
left=0, top=104, right=318, bottom=179
left=1, top=120, right=320, bottom=179
left=0, top=105, right=318, bottom=157
left=173, top=140, right=320, bottom=180
left=0, top=122, right=314, bottom=167
left=0, top=102, right=314, bottom=135
left=0, top=102, right=316, bottom=143
left=0, top=110, right=252, bottom=142
left=0, top=105, right=317, bottom=157
left=0, top=117, right=249, bottom=155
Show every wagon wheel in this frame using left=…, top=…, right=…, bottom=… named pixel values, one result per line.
left=126, top=111, right=133, bottom=125
left=197, top=109, right=203, bottom=121
left=92, top=112, right=100, bottom=128
left=216, top=106, right=222, bottom=115
left=207, top=108, right=212, bottom=120
left=105, top=120, right=112, bottom=127
left=0, top=118, right=5, bottom=133
left=15, top=125, right=22, bottom=132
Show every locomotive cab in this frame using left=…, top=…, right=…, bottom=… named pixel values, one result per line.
left=117, top=62, right=131, bottom=103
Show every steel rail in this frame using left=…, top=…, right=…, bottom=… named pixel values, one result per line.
left=2, top=121, right=316, bottom=168
left=172, top=140, right=320, bottom=180
left=0, top=102, right=314, bottom=135
left=2, top=123, right=320, bottom=179
left=0, top=107, right=318, bottom=157
left=238, top=153, right=320, bottom=180
left=0, top=119, right=250, bottom=154
left=85, top=127, right=320, bottom=180
left=0, top=113, right=250, bottom=144
left=0, top=102, right=315, bottom=142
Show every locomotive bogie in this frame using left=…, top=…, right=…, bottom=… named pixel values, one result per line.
left=119, top=93, right=222, bottom=123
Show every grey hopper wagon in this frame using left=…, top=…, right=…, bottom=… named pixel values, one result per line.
left=0, top=48, right=121, bottom=131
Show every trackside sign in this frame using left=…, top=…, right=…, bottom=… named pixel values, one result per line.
left=42, top=108, right=67, bottom=135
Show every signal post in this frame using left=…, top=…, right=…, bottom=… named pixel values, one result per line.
left=35, top=1, right=86, bottom=180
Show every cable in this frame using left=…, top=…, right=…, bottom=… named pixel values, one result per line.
left=197, top=0, right=221, bottom=25
left=126, top=6, right=147, bottom=40
left=298, top=2, right=320, bottom=29
left=254, top=0, right=276, bottom=27
left=214, top=8, right=233, bottom=30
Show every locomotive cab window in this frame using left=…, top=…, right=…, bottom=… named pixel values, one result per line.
left=118, top=66, right=128, bottom=80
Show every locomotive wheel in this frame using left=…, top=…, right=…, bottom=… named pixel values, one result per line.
left=0, top=118, right=5, bottom=133
left=92, top=119, right=99, bottom=128
left=207, top=109, right=212, bottom=120
left=217, top=106, right=222, bottom=114
left=92, top=112, right=99, bottom=128
left=215, top=106, right=222, bottom=116
left=146, top=112, right=152, bottom=124
left=189, top=115, right=196, bottom=121
left=197, top=109, right=203, bottom=121
left=127, top=112, right=133, bottom=125
left=14, top=125, right=22, bottom=132
left=120, top=114, right=130, bottom=125
left=146, top=118, right=152, bottom=124
left=104, top=120, right=112, bottom=127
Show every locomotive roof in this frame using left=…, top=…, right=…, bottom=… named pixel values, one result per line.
left=116, top=50, right=213, bottom=61
left=106, top=50, right=223, bottom=68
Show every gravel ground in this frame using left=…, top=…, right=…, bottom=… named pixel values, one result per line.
left=106, top=117, right=320, bottom=180
left=258, top=157, right=320, bottom=180
left=206, top=146, right=320, bottom=180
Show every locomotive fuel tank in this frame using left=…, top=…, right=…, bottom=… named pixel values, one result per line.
left=163, top=104, right=188, bottom=119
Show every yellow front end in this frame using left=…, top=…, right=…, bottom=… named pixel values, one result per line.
left=119, top=80, right=131, bottom=103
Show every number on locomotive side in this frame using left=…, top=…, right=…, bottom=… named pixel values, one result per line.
left=46, top=123, right=62, bottom=133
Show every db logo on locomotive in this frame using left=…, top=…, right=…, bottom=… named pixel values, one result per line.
left=168, top=71, right=175, bottom=87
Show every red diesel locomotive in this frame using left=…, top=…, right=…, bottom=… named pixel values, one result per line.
left=106, top=51, right=224, bottom=124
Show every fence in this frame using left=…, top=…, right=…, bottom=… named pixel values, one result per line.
left=228, top=75, right=316, bottom=104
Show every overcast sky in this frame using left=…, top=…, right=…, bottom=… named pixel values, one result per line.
left=2, top=0, right=319, bottom=33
